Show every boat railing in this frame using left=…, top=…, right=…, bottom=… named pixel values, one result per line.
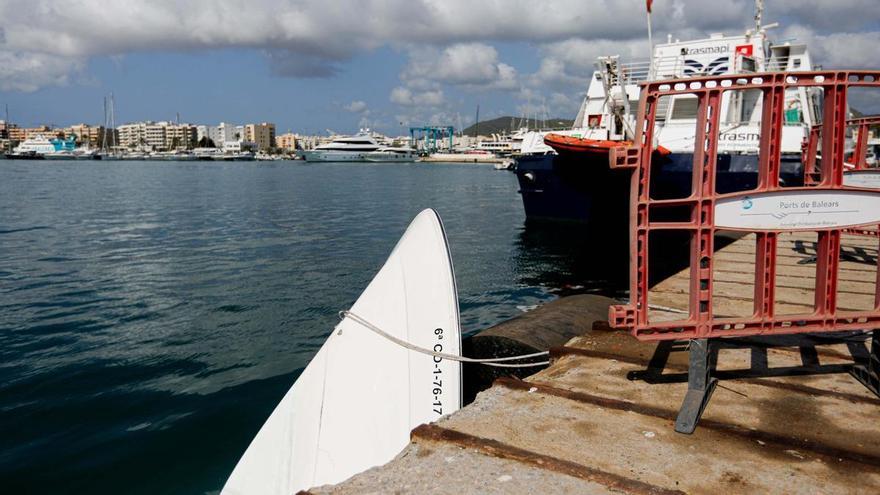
left=613, top=55, right=807, bottom=84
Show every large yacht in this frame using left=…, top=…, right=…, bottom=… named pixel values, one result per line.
left=300, top=130, right=382, bottom=162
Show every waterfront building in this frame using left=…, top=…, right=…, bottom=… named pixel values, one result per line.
left=67, top=124, right=117, bottom=148
left=196, top=122, right=243, bottom=148
left=8, top=125, right=52, bottom=142
left=196, top=125, right=211, bottom=143
left=165, top=123, right=197, bottom=149
left=245, top=123, right=275, bottom=151
left=118, top=121, right=196, bottom=150
left=223, top=139, right=256, bottom=153
left=275, top=133, right=297, bottom=152
left=0, top=120, right=10, bottom=139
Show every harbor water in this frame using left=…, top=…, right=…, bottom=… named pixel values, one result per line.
left=0, top=160, right=623, bottom=494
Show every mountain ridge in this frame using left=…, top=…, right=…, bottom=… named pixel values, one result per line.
left=461, top=116, right=573, bottom=136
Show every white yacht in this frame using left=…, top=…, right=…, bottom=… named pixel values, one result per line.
left=363, top=147, right=417, bottom=162
left=12, top=135, right=57, bottom=155
left=300, top=130, right=381, bottom=162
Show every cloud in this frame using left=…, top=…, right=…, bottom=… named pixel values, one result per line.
left=0, top=50, right=85, bottom=92
left=779, top=26, right=880, bottom=69
left=1, top=0, right=877, bottom=123
left=389, top=86, right=444, bottom=107
left=344, top=100, right=368, bottom=113
left=401, top=43, right=518, bottom=91
left=0, top=0, right=750, bottom=92
left=771, top=0, right=880, bottom=32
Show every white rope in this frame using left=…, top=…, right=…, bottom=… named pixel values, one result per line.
left=338, top=311, right=550, bottom=368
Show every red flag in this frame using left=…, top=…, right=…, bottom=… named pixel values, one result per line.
left=646, top=0, right=653, bottom=13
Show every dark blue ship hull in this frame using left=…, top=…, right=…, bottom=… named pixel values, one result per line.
left=515, top=151, right=804, bottom=222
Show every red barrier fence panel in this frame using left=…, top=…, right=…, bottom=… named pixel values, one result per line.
left=804, top=115, right=880, bottom=186
left=609, top=71, right=880, bottom=342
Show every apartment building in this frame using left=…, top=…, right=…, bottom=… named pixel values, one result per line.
left=118, top=121, right=197, bottom=150
left=275, top=133, right=297, bottom=151
left=8, top=125, right=52, bottom=142
left=67, top=124, right=118, bottom=147
left=244, top=122, right=275, bottom=151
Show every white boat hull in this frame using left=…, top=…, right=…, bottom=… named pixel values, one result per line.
left=363, top=153, right=416, bottom=163
left=300, top=150, right=373, bottom=162
left=222, top=209, right=462, bottom=495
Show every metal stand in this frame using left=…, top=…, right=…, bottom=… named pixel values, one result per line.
left=675, top=339, right=718, bottom=434
left=851, top=330, right=880, bottom=398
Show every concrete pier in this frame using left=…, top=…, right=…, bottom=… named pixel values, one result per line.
left=307, top=233, right=880, bottom=494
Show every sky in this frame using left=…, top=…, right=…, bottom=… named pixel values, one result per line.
left=1, top=0, right=879, bottom=135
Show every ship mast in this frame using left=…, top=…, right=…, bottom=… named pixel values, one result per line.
left=754, top=0, right=764, bottom=34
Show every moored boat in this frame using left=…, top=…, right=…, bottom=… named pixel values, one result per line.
left=300, top=130, right=382, bottom=162
left=515, top=1, right=817, bottom=229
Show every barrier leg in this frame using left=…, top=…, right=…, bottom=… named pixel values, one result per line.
left=675, top=339, right=718, bottom=434
left=851, top=330, right=880, bottom=398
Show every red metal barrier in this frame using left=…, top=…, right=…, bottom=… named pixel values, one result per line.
left=804, top=115, right=880, bottom=185
left=805, top=116, right=880, bottom=236
left=609, top=71, right=880, bottom=342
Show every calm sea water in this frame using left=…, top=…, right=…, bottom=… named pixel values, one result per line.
left=0, top=160, right=620, bottom=494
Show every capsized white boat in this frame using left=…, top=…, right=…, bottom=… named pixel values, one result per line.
left=222, top=208, right=462, bottom=494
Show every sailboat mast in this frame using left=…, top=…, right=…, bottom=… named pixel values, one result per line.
left=474, top=105, right=479, bottom=139
left=102, top=96, right=108, bottom=153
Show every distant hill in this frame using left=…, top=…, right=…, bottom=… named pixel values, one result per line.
left=461, top=116, right=573, bottom=136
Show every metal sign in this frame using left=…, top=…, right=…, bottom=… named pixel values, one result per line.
left=715, top=190, right=880, bottom=230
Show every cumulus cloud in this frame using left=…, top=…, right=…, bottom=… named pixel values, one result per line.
left=779, top=26, right=880, bottom=69
left=389, top=86, right=444, bottom=107
left=401, top=43, right=518, bottom=91
left=0, top=50, right=85, bottom=92
left=344, top=100, right=368, bottom=113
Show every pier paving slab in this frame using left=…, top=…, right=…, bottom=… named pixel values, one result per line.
left=308, top=438, right=614, bottom=495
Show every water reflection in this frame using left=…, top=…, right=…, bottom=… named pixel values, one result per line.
left=513, top=220, right=629, bottom=298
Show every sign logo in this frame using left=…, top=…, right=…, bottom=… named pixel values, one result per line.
left=680, top=45, right=730, bottom=56
left=683, top=56, right=729, bottom=76
left=735, top=44, right=754, bottom=57
left=741, top=196, right=753, bottom=210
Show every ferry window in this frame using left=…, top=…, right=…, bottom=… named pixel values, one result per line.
left=793, top=59, right=802, bottom=68
left=669, top=97, right=699, bottom=120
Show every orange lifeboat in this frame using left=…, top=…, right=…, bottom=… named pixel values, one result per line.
left=543, top=133, right=629, bottom=155
left=543, top=133, right=671, bottom=156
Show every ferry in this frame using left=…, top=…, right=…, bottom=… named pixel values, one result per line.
left=300, top=130, right=382, bottom=162
left=7, top=135, right=77, bottom=159
left=515, top=1, right=821, bottom=228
